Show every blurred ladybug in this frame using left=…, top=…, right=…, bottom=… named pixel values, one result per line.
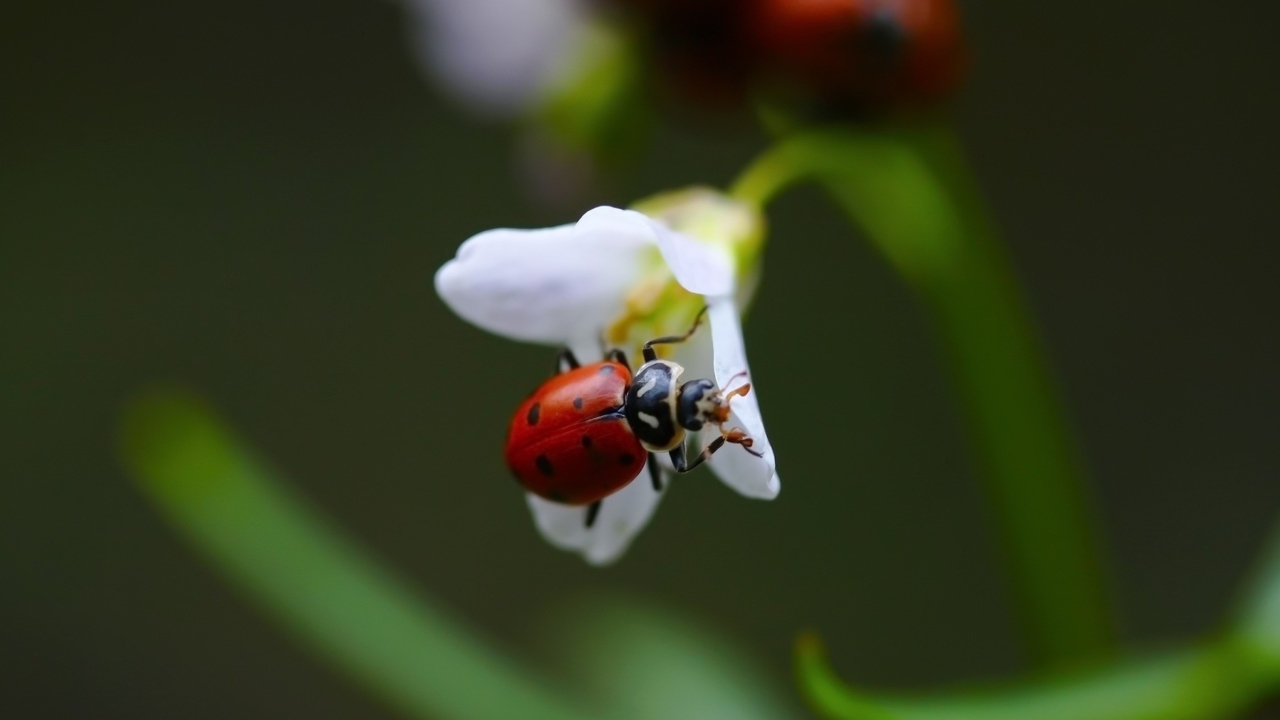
left=505, top=307, right=760, bottom=527
left=751, top=0, right=967, bottom=111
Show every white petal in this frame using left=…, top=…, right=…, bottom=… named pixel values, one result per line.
left=577, top=208, right=735, bottom=297
left=525, top=460, right=666, bottom=565
left=435, top=222, right=649, bottom=346
left=402, top=0, right=585, bottom=117
left=526, top=494, right=590, bottom=552
left=705, top=297, right=780, bottom=500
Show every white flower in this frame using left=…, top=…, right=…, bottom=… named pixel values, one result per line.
left=435, top=189, right=779, bottom=564
left=399, top=0, right=591, bottom=117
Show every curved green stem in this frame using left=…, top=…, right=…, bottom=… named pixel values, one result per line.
left=735, top=125, right=1114, bottom=667
left=795, top=634, right=1271, bottom=720
left=120, top=390, right=602, bottom=720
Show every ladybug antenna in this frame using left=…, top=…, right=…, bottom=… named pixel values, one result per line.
left=642, top=305, right=710, bottom=363
left=711, top=375, right=752, bottom=424
left=722, top=369, right=751, bottom=394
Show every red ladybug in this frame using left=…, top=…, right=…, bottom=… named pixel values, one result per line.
left=505, top=307, right=761, bottom=527
left=751, top=0, right=966, bottom=110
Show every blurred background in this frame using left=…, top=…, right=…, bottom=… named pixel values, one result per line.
left=3, top=0, right=1279, bottom=717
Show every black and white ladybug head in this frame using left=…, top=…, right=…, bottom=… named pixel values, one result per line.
left=676, top=378, right=730, bottom=432
left=625, top=358, right=758, bottom=455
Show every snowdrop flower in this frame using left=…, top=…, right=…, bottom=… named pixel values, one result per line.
left=399, top=0, right=637, bottom=207
left=400, top=0, right=592, bottom=117
left=435, top=188, right=779, bottom=564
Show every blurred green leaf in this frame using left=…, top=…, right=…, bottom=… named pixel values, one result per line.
left=1233, top=522, right=1280, bottom=669
left=796, top=634, right=1271, bottom=720
left=120, top=389, right=601, bottom=720
left=546, top=596, right=803, bottom=720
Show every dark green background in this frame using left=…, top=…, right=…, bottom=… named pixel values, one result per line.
left=3, top=1, right=1278, bottom=717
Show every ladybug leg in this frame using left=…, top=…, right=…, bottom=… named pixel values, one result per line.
left=669, top=435, right=726, bottom=474
left=585, top=500, right=602, bottom=528
left=605, top=348, right=631, bottom=371
left=648, top=453, right=664, bottom=491
left=642, top=305, right=709, bottom=363
left=557, top=349, right=581, bottom=373
left=722, top=426, right=765, bottom=458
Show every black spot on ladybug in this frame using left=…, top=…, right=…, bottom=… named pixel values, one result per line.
left=535, top=455, right=554, bottom=476
left=581, top=435, right=593, bottom=448
left=598, top=365, right=615, bottom=374
left=618, top=453, right=636, bottom=466
left=573, top=396, right=584, bottom=410
left=585, top=500, right=602, bottom=528
left=527, top=402, right=540, bottom=425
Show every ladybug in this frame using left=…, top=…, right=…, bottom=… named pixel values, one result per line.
left=505, top=307, right=761, bottom=528
left=751, top=0, right=966, bottom=111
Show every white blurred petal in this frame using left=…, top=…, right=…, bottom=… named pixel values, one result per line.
left=577, top=208, right=735, bottom=297
left=566, top=336, right=605, bottom=368
left=525, top=461, right=666, bottom=565
left=435, top=223, right=649, bottom=346
left=403, top=0, right=586, bottom=116
left=526, top=495, right=589, bottom=552
left=705, top=298, right=780, bottom=500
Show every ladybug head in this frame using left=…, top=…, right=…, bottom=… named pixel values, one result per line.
left=676, top=376, right=762, bottom=455
left=675, top=378, right=723, bottom=432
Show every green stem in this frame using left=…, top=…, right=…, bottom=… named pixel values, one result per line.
left=795, top=633, right=1271, bottom=720
left=120, top=390, right=602, bottom=720
left=734, top=125, right=1114, bottom=667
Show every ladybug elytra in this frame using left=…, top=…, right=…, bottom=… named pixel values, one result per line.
left=752, top=0, right=967, bottom=110
left=505, top=307, right=760, bottom=527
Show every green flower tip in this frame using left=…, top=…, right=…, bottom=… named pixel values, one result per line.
left=119, top=387, right=237, bottom=501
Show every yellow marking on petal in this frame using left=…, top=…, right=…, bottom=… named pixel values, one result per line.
left=601, top=207, right=737, bottom=362
left=607, top=269, right=699, bottom=351
left=607, top=280, right=705, bottom=361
